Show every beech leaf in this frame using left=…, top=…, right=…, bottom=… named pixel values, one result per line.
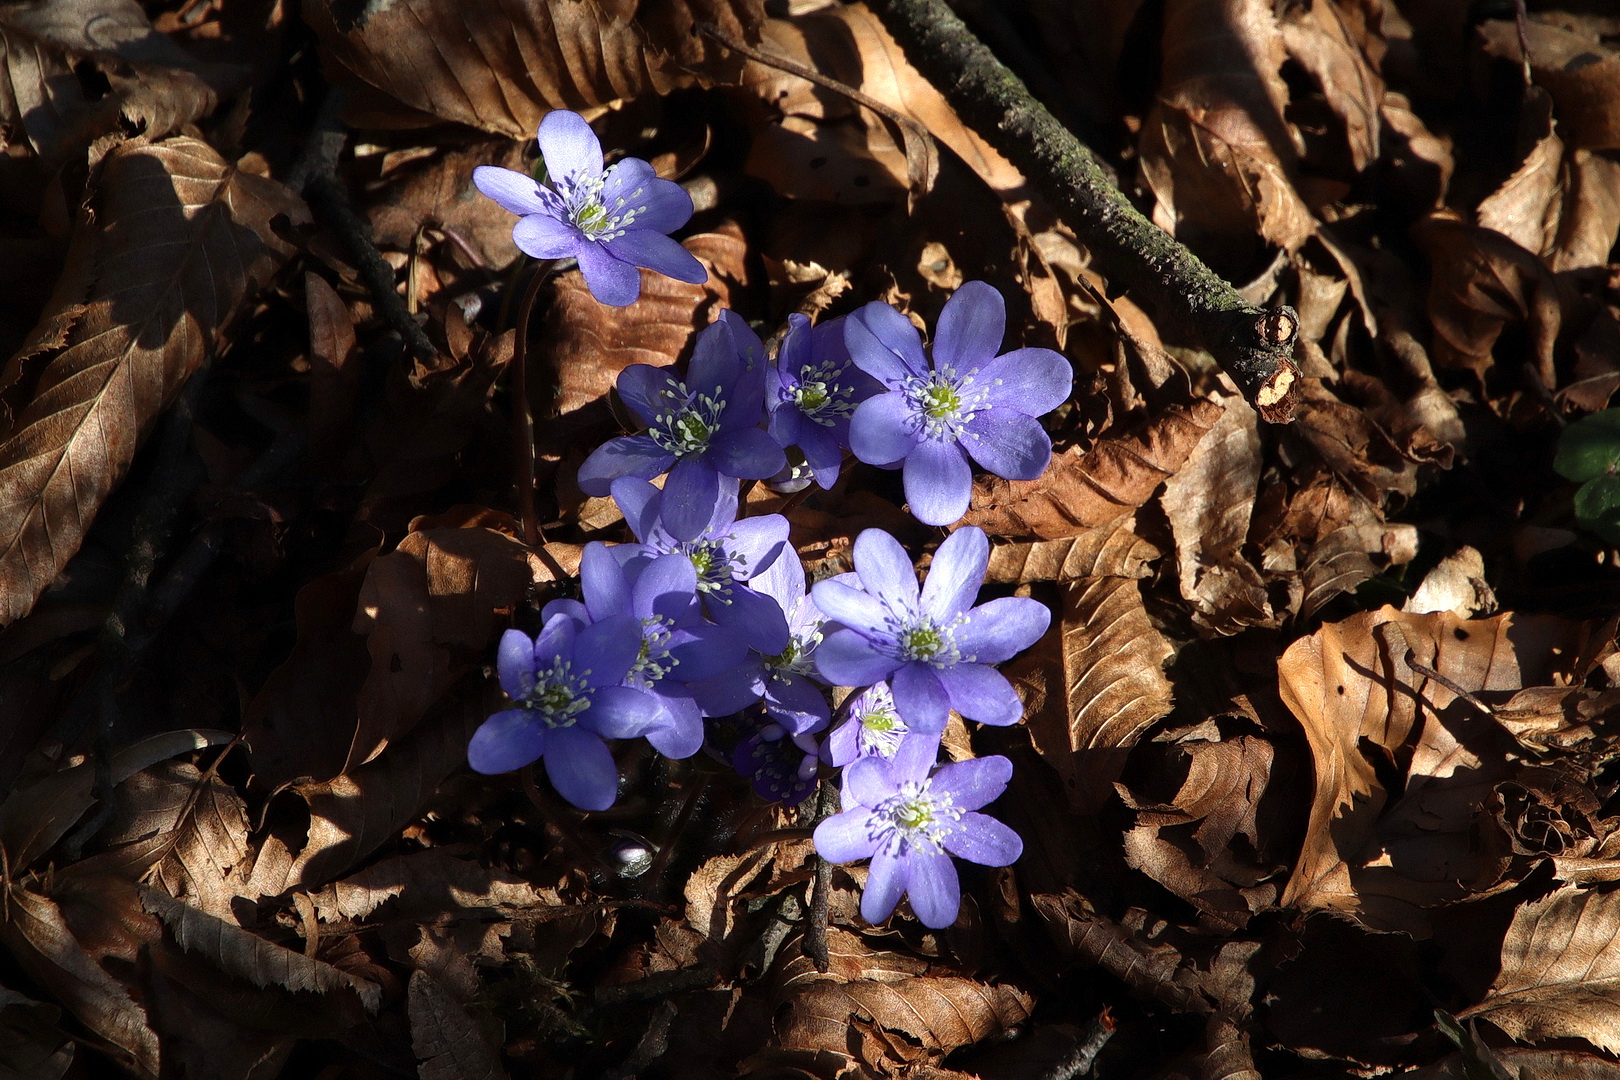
left=1008, top=575, right=1174, bottom=813
left=0, top=137, right=305, bottom=626
left=139, top=886, right=382, bottom=1013
left=961, top=398, right=1223, bottom=540
left=409, top=970, right=507, bottom=1080
left=0, top=0, right=217, bottom=164
left=1457, top=885, right=1620, bottom=1054
left=304, top=0, right=765, bottom=136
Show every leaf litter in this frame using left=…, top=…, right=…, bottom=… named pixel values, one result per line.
left=0, top=0, right=1618, bottom=1076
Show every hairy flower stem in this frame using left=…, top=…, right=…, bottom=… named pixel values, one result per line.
left=510, top=261, right=559, bottom=547
left=861, top=0, right=1302, bottom=422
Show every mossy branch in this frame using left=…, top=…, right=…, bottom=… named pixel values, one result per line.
left=863, top=0, right=1301, bottom=422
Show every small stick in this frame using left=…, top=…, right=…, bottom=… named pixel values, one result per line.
left=1038, top=1009, right=1117, bottom=1080
left=803, top=779, right=839, bottom=973
left=293, top=90, right=438, bottom=365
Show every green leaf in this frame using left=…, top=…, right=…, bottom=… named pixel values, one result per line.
left=1555, top=410, right=1620, bottom=481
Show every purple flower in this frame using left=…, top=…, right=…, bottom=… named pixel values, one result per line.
left=734, top=718, right=823, bottom=806
left=610, top=477, right=792, bottom=659
left=689, top=552, right=831, bottom=733
left=471, top=616, right=666, bottom=810
left=577, top=313, right=785, bottom=540
left=813, top=737, right=1022, bottom=928
left=845, top=281, right=1073, bottom=525
left=473, top=110, right=705, bottom=306
left=767, top=314, right=881, bottom=490
left=542, top=542, right=749, bottom=760
left=811, top=526, right=1049, bottom=733
left=822, top=682, right=940, bottom=770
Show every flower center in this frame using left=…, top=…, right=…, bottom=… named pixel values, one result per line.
left=627, top=615, right=677, bottom=689
left=650, top=383, right=726, bottom=457
left=901, top=367, right=985, bottom=441
left=796, top=382, right=829, bottom=413
left=875, top=779, right=961, bottom=853
left=678, top=540, right=746, bottom=601
left=850, top=684, right=907, bottom=758
left=563, top=167, right=649, bottom=242
left=885, top=611, right=969, bottom=667
left=787, top=361, right=859, bottom=427
left=904, top=626, right=943, bottom=659
left=766, top=626, right=823, bottom=678
left=521, top=658, right=592, bottom=728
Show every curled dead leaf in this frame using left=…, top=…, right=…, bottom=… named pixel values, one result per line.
left=0, top=0, right=218, bottom=164
left=1278, top=607, right=1582, bottom=933
left=1139, top=0, right=1315, bottom=275
left=775, top=973, right=1031, bottom=1073
left=347, top=513, right=570, bottom=770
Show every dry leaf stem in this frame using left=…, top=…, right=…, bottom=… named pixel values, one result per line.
left=861, top=0, right=1302, bottom=422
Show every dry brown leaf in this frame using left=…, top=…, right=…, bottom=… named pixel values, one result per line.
left=1476, top=89, right=1620, bottom=278
left=962, top=398, right=1222, bottom=540
left=305, top=0, right=764, bottom=135
left=305, top=272, right=359, bottom=476
left=1010, top=575, right=1174, bottom=814
left=1457, top=885, right=1620, bottom=1053
left=1281, top=0, right=1386, bottom=173
left=247, top=696, right=487, bottom=897
left=1379, top=92, right=1454, bottom=207
left=1412, top=214, right=1561, bottom=384
left=1030, top=890, right=1256, bottom=1015
left=313, top=847, right=555, bottom=924
left=742, top=4, right=1017, bottom=205
left=1139, top=0, right=1314, bottom=273
left=0, top=884, right=159, bottom=1077
left=1120, top=727, right=1284, bottom=932
left=981, top=516, right=1160, bottom=585
left=0, top=0, right=217, bottom=164
left=1401, top=1049, right=1620, bottom=1079
left=1278, top=607, right=1582, bottom=933
left=1153, top=1012, right=1262, bottom=1080
left=1478, top=18, right=1620, bottom=152
left=537, top=225, right=749, bottom=459
left=776, top=974, right=1031, bottom=1071
left=139, top=886, right=381, bottom=1013
left=347, top=515, right=560, bottom=770
left=1291, top=377, right=1423, bottom=506
left=770, top=927, right=929, bottom=998
left=0, top=728, right=234, bottom=871
left=0, top=137, right=305, bottom=626
left=0, top=985, right=73, bottom=1080
left=365, top=141, right=529, bottom=272
left=409, top=970, right=508, bottom=1080
left=1159, top=391, right=1273, bottom=634
left=58, top=759, right=250, bottom=922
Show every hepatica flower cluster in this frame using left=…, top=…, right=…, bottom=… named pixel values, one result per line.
left=473, top=111, right=1073, bottom=929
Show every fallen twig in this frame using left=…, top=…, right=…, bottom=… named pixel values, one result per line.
left=1038, top=1009, right=1117, bottom=1080
left=861, top=0, right=1302, bottom=422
